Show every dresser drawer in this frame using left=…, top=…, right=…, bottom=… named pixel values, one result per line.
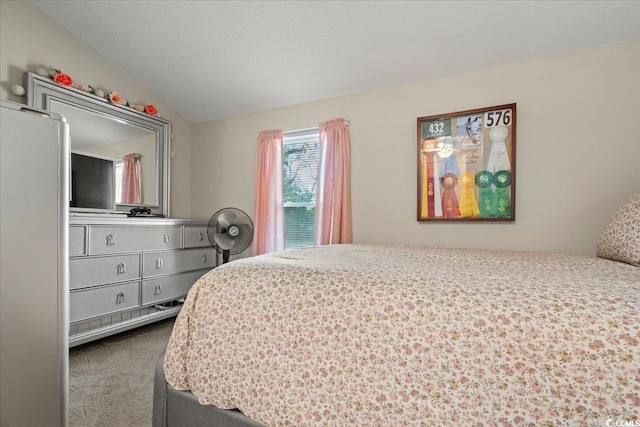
left=184, top=226, right=209, bottom=248
left=141, top=270, right=207, bottom=305
left=143, top=248, right=216, bottom=277
left=69, top=226, right=87, bottom=257
left=70, top=254, right=141, bottom=290
left=88, top=226, right=182, bottom=255
left=70, top=281, right=140, bottom=322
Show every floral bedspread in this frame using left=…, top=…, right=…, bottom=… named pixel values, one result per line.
left=164, top=244, right=640, bottom=426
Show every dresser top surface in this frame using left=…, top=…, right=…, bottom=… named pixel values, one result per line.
left=70, top=215, right=208, bottom=226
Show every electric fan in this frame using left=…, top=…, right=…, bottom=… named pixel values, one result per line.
left=207, top=207, right=254, bottom=265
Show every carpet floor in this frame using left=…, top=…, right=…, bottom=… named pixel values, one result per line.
left=69, top=318, right=175, bottom=427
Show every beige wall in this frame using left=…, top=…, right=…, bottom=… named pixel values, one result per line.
left=0, top=0, right=192, bottom=218
left=1, top=2, right=638, bottom=255
left=191, top=40, right=640, bottom=255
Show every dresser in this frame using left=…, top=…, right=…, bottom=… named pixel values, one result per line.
left=69, top=216, right=214, bottom=347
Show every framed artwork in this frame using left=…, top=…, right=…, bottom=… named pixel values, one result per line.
left=417, top=103, right=516, bottom=221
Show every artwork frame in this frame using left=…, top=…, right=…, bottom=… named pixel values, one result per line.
left=417, top=103, right=516, bottom=221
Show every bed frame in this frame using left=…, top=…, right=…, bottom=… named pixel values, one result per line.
left=152, top=352, right=265, bottom=427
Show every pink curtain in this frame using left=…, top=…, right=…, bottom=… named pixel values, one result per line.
left=121, top=153, right=141, bottom=204
left=254, top=130, right=285, bottom=255
left=315, top=118, right=353, bottom=245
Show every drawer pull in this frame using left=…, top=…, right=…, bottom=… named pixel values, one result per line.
left=154, top=285, right=162, bottom=295
left=117, top=262, right=127, bottom=274
left=198, top=232, right=204, bottom=241
left=164, top=234, right=172, bottom=243
left=115, top=292, right=125, bottom=304
left=202, top=254, right=207, bottom=263
left=106, top=234, right=117, bottom=246
left=156, top=258, right=164, bottom=269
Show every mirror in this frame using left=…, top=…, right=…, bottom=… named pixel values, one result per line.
left=49, top=100, right=157, bottom=206
left=26, top=72, right=170, bottom=216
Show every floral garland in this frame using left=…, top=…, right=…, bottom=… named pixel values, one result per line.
left=44, top=67, right=158, bottom=116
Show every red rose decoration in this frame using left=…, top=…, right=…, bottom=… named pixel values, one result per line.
left=54, top=72, right=73, bottom=86
left=145, top=105, right=158, bottom=115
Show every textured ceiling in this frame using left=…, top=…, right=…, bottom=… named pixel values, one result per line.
left=31, top=1, right=640, bottom=123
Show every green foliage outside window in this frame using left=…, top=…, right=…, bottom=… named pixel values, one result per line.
left=283, top=140, right=318, bottom=249
left=283, top=143, right=316, bottom=203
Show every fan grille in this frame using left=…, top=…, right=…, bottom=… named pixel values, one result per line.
left=207, top=208, right=254, bottom=256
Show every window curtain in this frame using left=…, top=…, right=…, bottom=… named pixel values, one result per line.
left=254, top=130, right=285, bottom=255
left=315, top=118, right=353, bottom=245
left=121, top=153, right=141, bottom=204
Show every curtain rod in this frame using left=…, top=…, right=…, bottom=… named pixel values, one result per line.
left=283, top=120, right=351, bottom=134
left=256, top=120, right=350, bottom=140
left=283, top=126, right=317, bottom=136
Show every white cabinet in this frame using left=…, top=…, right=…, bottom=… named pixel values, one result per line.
left=1, top=100, right=69, bottom=427
left=69, top=218, right=214, bottom=347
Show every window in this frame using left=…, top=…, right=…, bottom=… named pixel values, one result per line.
left=282, top=129, right=319, bottom=249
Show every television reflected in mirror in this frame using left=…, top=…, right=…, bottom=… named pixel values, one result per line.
left=26, top=72, right=170, bottom=216
left=70, top=151, right=116, bottom=213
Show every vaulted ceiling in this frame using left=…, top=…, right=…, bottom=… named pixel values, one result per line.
left=32, top=1, right=640, bottom=123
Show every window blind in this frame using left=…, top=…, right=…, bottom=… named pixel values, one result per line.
left=282, top=129, right=319, bottom=249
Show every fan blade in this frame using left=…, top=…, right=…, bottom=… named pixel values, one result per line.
left=217, top=211, right=237, bottom=229
left=213, top=232, right=235, bottom=251
left=228, top=223, right=254, bottom=255
left=238, top=223, right=253, bottom=240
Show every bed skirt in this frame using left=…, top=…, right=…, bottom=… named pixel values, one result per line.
left=153, top=352, right=265, bottom=427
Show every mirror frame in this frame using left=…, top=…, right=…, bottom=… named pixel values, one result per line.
left=25, top=72, right=170, bottom=217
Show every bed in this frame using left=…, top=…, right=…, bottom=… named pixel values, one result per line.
left=153, top=194, right=639, bottom=426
